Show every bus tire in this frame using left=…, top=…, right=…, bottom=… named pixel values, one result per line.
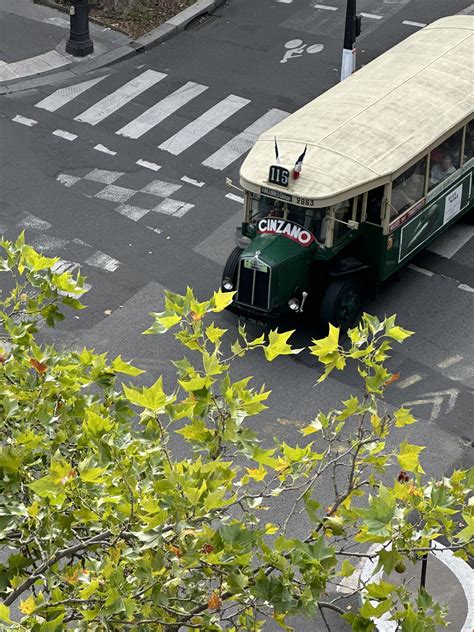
left=222, top=247, right=242, bottom=292
left=320, top=278, right=362, bottom=331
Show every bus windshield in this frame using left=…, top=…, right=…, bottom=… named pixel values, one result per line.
left=248, top=193, right=328, bottom=243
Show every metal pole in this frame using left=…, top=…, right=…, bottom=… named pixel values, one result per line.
left=66, top=0, right=94, bottom=57
left=340, top=0, right=355, bottom=81
left=420, top=551, right=428, bottom=589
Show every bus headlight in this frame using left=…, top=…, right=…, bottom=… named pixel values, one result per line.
left=288, top=297, right=300, bottom=311
left=222, top=277, right=234, bottom=291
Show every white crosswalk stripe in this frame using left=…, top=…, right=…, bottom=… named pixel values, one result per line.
left=75, top=70, right=166, bottom=126
left=202, top=108, right=289, bottom=170
left=116, top=81, right=208, bottom=139
left=33, top=71, right=286, bottom=168
left=35, top=75, right=108, bottom=112
left=159, top=94, right=251, bottom=156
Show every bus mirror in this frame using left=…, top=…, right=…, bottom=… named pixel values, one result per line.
left=235, top=227, right=251, bottom=249
left=348, top=220, right=359, bottom=230
left=226, top=177, right=244, bottom=193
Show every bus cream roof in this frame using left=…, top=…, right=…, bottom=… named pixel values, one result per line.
left=240, top=16, right=474, bottom=205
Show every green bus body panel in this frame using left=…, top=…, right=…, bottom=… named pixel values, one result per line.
left=383, top=168, right=473, bottom=280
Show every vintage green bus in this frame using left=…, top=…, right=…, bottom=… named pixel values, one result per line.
left=221, top=16, right=473, bottom=328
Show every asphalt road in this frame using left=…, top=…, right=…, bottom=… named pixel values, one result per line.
left=0, top=0, right=473, bottom=628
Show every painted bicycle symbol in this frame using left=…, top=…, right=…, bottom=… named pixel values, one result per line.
left=280, top=39, right=324, bottom=64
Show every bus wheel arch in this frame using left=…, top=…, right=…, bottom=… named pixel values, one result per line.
left=222, top=247, right=243, bottom=293
left=320, top=276, right=363, bottom=331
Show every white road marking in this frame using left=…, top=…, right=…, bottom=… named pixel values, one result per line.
left=402, top=20, right=426, bottom=27
left=116, top=204, right=150, bottom=221
left=276, top=0, right=293, bottom=3
left=226, top=193, right=244, bottom=204
left=202, top=108, right=289, bottom=170
left=146, top=226, right=163, bottom=234
left=84, top=169, right=123, bottom=184
left=402, top=389, right=458, bottom=422
left=30, top=234, right=68, bottom=252
left=136, top=159, right=161, bottom=171
left=396, top=374, right=423, bottom=389
left=408, top=264, right=433, bottom=277
left=159, top=94, right=251, bottom=155
left=360, top=12, right=382, bottom=19
left=459, top=283, right=474, bottom=293
left=85, top=251, right=120, bottom=272
left=17, top=213, right=51, bottom=231
left=141, top=180, right=181, bottom=197
left=438, top=355, right=463, bottom=369
left=458, top=4, right=474, bottom=14
left=153, top=199, right=194, bottom=217
left=57, top=173, right=80, bottom=187
left=12, top=115, right=37, bottom=127
left=95, top=185, right=135, bottom=203
left=312, top=4, right=338, bottom=10
left=53, top=129, right=78, bottom=141
left=52, top=259, right=80, bottom=274
left=117, top=81, right=208, bottom=139
left=94, top=144, right=117, bottom=155
left=75, top=70, right=166, bottom=126
left=428, top=224, right=474, bottom=259
left=181, top=175, right=205, bottom=187
left=35, top=75, right=108, bottom=112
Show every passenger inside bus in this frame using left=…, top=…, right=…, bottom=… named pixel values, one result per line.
left=430, top=153, right=455, bottom=186
left=390, top=158, right=426, bottom=217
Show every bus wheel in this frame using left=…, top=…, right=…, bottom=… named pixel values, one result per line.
left=222, top=247, right=242, bottom=293
left=320, top=278, right=362, bottom=330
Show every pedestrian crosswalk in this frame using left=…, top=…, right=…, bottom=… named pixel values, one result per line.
left=34, top=69, right=289, bottom=171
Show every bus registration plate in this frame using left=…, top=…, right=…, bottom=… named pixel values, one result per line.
left=244, top=259, right=268, bottom=273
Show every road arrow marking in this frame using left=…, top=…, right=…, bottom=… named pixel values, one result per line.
left=402, top=389, right=459, bottom=421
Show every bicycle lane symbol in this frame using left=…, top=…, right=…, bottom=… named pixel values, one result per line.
left=280, top=39, right=324, bottom=63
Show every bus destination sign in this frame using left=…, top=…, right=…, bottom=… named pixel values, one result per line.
left=268, top=165, right=289, bottom=188
left=261, top=186, right=292, bottom=202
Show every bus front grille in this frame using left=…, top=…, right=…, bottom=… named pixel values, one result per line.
left=237, top=260, right=271, bottom=310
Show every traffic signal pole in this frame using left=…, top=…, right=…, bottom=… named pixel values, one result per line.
left=341, top=0, right=362, bottom=81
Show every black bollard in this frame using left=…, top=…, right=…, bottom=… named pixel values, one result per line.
left=66, top=0, right=94, bottom=57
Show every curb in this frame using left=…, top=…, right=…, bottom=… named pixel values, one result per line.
left=0, top=0, right=226, bottom=94
left=360, top=543, right=474, bottom=631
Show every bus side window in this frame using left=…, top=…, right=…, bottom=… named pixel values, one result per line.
left=429, top=128, right=462, bottom=190
left=366, top=186, right=384, bottom=225
left=390, top=157, right=426, bottom=217
left=464, top=119, right=473, bottom=162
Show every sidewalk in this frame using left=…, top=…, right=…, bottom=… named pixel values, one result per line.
left=0, top=0, right=132, bottom=84
left=0, top=0, right=225, bottom=92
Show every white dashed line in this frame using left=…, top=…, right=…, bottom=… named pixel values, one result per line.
left=53, top=129, right=78, bottom=141
left=360, top=12, right=382, bottom=19
left=181, top=176, right=205, bottom=187
left=226, top=193, right=244, bottom=204
left=408, top=264, right=433, bottom=277
left=35, top=75, right=108, bottom=112
left=136, top=159, right=161, bottom=171
left=397, top=374, right=423, bottom=389
left=116, top=205, right=150, bottom=221
left=438, top=355, right=463, bottom=369
left=94, top=144, right=117, bottom=156
left=146, top=226, right=163, bottom=234
left=459, top=283, right=474, bottom=293
left=402, top=20, right=426, bottom=28
left=12, top=115, right=37, bottom=127
left=313, top=4, right=338, bottom=10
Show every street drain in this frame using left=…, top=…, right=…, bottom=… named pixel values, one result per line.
left=186, top=13, right=219, bottom=30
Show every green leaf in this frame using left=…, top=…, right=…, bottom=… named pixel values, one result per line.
left=386, top=324, right=413, bottom=342
left=39, top=614, right=65, bottom=631
left=394, top=407, right=416, bottom=427
left=112, top=355, right=145, bottom=376
left=206, top=323, right=227, bottom=343
left=80, top=467, right=108, bottom=484
left=0, top=604, right=12, bottom=623
left=366, top=580, right=396, bottom=600
left=397, top=440, right=425, bottom=474
left=264, top=329, right=302, bottom=362
left=339, top=559, right=356, bottom=577
left=83, top=410, right=115, bottom=436
left=212, top=289, right=235, bottom=312
left=455, top=515, right=474, bottom=543
left=123, top=377, right=174, bottom=412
